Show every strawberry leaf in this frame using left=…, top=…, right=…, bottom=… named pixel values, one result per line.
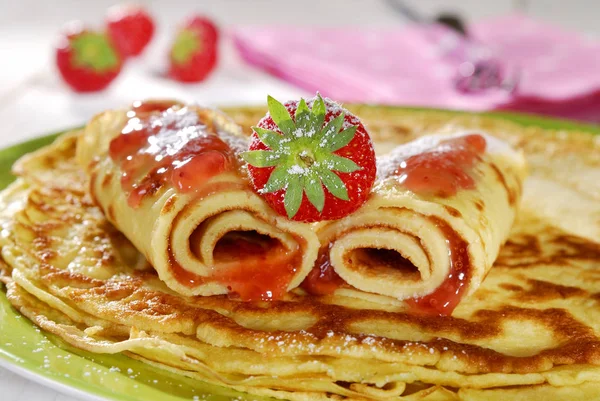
left=284, top=175, right=303, bottom=218
left=252, top=127, right=284, bottom=150
left=311, top=94, right=326, bottom=129
left=304, top=172, right=325, bottom=212
left=327, top=126, right=357, bottom=152
left=328, top=155, right=361, bottom=173
left=267, top=95, right=296, bottom=136
left=295, top=98, right=312, bottom=134
left=319, top=169, right=349, bottom=201
left=320, top=113, right=345, bottom=144
left=262, top=165, right=289, bottom=193
left=241, top=150, right=281, bottom=167
left=171, top=30, right=201, bottom=65
left=72, top=32, right=120, bottom=72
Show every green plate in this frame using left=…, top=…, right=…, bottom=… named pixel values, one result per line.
left=0, top=108, right=598, bottom=401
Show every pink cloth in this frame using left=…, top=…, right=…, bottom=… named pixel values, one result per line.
left=232, top=15, right=600, bottom=123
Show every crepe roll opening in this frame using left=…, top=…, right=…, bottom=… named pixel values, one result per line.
left=325, top=209, right=454, bottom=300
left=350, top=248, right=421, bottom=280
left=190, top=210, right=298, bottom=269
left=339, top=229, right=431, bottom=284
left=166, top=191, right=316, bottom=299
left=212, top=231, right=281, bottom=262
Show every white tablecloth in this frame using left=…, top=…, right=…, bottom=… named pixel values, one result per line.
left=1, top=0, right=598, bottom=399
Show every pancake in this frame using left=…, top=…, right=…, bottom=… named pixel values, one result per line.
left=76, top=101, right=320, bottom=300
left=1, top=106, right=600, bottom=400
left=314, top=132, right=526, bottom=314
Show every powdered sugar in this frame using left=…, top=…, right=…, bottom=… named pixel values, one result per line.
left=288, top=165, right=308, bottom=175
left=140, top=105, right=250, bottom=161
left=308, top=94, right=361, bottom=130
left=141, top=108, right=203, bottom=157
left=219, top=129, right=249, bottom=157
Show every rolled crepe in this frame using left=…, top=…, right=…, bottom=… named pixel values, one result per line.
left=76, top=101, right=319, bottom=300
left=312, top=132, right=527, bottom=314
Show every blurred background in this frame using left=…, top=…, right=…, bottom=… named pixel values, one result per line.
left=0, top=0, right=600, bottom=148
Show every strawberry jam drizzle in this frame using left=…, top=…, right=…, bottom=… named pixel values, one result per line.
left=393, top=134, right=486, bottom=197
left=212, top=235, right=303, bottom=301
left=168, top=231, right=303, bottom=302
left=108, top=100, right=234, bottom=208
left=129, top=99, right=183, bottom=116
left=405, top=217, right=471, bottom=315
left=301, top=243, right=344, bottom=295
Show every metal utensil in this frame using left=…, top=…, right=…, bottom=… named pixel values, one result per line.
left=385, top=0, right=519, bottom=94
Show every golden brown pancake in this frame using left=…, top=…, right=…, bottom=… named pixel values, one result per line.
left=1, top=106, right=600, bottom=400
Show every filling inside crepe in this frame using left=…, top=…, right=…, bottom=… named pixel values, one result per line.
left=352, top=248, right=421, bottom=279
left=190, top=227, right=303, bottom=301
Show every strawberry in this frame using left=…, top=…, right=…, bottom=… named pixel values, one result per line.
left=185, top=16, right=219, bottom=43
left=106, top=4, right=155, bottom=58
left=242, top=94, right=376, bottom=222
left=167, top=16, right=218, bottom=83
left=55, top=23, right=123, bottom=92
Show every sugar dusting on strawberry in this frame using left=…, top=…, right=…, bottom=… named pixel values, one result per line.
left=242, top=94, right=376, bottom=222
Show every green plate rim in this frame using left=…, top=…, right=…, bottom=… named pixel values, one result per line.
left=400, top=106, right=600, bottom=133
left=0, top=107, right=598, bottom=401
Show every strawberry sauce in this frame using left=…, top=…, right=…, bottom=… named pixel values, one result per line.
left=301, top=244, right=344, bottom=295
left=405, top=217, right=471, bottom=315
left=128, top=99, right=182, bottom=116
left=168, top=234, right=303, bottom=302
left=393, top=134, right=486, bottom=197
left=109, top=100, right=234, bottom=207
left=211, top=235, right=302, bottom=301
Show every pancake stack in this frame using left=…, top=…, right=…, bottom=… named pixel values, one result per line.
left=1, top=105, right=599, bottom=400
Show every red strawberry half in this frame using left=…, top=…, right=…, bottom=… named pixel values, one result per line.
left=167, top=16, right=218, bottom=83
left=106, top=4, right=155, bottom=58
left=55, top=23, right=123, bottom=92
left=242, top=94, right=376, bottom=222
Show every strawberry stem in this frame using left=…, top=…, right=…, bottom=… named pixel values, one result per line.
left=71, top=32, right=120, bottom=72
left=171, top=29, right=202, bottom=65
left=298, top=150, right=315, bottom=167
